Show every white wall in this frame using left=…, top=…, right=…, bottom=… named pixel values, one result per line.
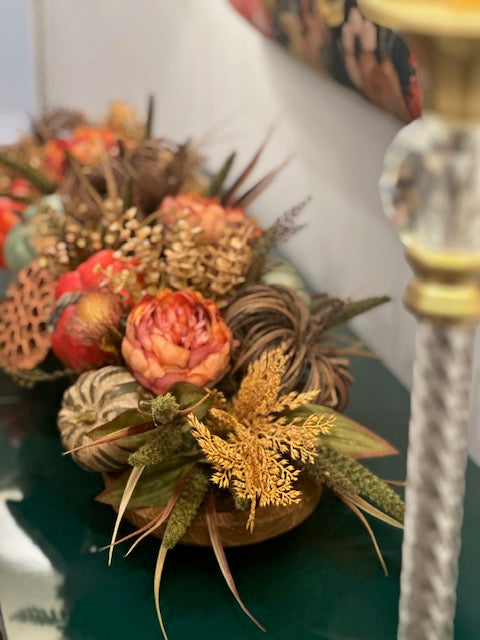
left=0, top=0, right=36, bottom=113
left=13, top=0, right=480, bottom=460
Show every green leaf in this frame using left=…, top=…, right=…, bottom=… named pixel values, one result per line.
left=64, top=421, right=154, bottom=458
left=293, top=403, right=398, bottom=460
left=121, top=176, right=135, bottom=211
left=96, top=455, right=196, bottom=507
left=309, top=294, right=338, bottom=315
left=325, top=296, right=390, bottom=329
left=0, top=191, right=34, bottom=204
left=208, top=152, right=236, bottom=197
left=88, top=408, right=150, bottom=439
left=0, top=152, right=58, bottom=193
left=145, top=94, right=155, bottom=139
left=168, top=382, right=213, bottom=420
left=120, top=428, right=160, bottom=451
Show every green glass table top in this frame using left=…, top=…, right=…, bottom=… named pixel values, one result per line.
left=0, top=352, right=479, bottom=639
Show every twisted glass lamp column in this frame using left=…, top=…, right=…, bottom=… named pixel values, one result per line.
left=381, top=115, right=480, bottom=640
left=398, top=322, right=474, bottom=640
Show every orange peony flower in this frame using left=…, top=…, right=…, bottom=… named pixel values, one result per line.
left=158, top=193, right=262, bottom=244
left=122, top=289, right=233, bottom=394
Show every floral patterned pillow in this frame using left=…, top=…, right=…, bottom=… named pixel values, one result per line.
left=230, top=0, right=421, bottom=122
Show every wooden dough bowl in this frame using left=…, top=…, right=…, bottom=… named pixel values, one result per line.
left=104, top=474, right=322, bottom=548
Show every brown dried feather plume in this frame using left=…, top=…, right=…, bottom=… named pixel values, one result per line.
left=224, top=284, right=353, bottom=411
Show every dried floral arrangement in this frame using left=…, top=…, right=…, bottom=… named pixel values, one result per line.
left=0, top=100, right=404, bottom=638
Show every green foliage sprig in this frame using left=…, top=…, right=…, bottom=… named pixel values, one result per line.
left=0, top=152, right=58, bottom=193
left=128, top=427, right=183, bottom=467
left=162, top=467, right=210, bottom=549
left=310, top=445, right=404, bottom=522
left=150, top=394, right=180, bottom=427
left=324, top=296, right=391, bottom=329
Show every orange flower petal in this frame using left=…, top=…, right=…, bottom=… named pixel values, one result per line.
left=150, top=334, right=190, bottom=368
left=122, top=287, right=233, bottom=393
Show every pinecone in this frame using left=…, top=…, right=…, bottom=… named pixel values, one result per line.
left=111, top=208, right=164, bottom=294
left=164, top=219, right=204, bottom=290
left=164, top=218, right=253, bottom=307
left=202, top=226, right=253, bottom=302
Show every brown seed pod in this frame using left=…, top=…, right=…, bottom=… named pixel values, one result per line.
left=0, top=259, right=56, bottom=370
left=128, top=139, right=201, bottom=214
left=59, top=138, right=203, bottom=227
left=224, top=284, right=353, bottom=411
left=59, top=158, right=131, bottom=228
left=57, top=366, right=144, bottom=472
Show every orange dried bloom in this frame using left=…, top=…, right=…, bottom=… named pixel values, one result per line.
left=122, top=288, right=233, bottom=394
left=158, top=192, right=262, bottom=244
